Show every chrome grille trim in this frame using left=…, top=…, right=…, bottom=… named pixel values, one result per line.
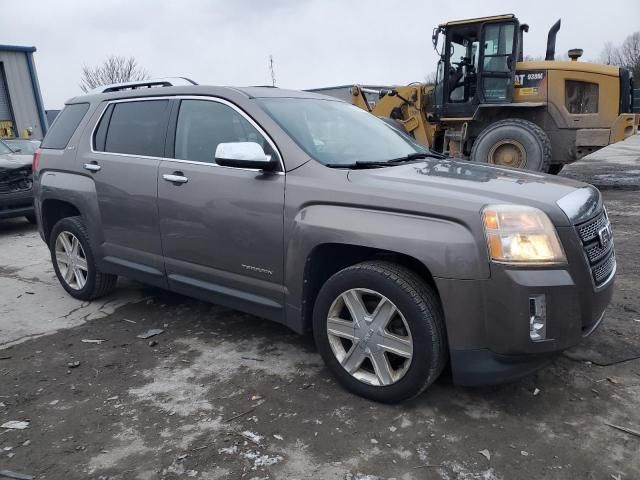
left=575, top=209, right=616, bottom=288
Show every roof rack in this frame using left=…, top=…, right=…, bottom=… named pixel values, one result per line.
left=93, top=77, right=198, bottom=94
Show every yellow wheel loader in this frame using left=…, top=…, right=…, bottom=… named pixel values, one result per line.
left=347, top=15, right=639, bottom=173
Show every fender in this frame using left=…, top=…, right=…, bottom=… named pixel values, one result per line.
left=38, top=171, right=106, bottom=262
left=284, top=204, right=490, bottom=328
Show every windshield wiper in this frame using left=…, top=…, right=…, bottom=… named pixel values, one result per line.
left=326, top=152, right=441, bottom=169
left=385, top=151, right=444, bottom=163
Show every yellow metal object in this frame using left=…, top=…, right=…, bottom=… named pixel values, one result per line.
left=516, top=61, right=619, bottom=77
left=351, top=85, right=438, bottom=148
left=350, top=14, right=638, bottom=168
left=0, top=120, right=15, bottom=139
left=610, top=114, right=640, bottom=143
left=488, top=139, right=527, bottom=168
left=443, top=14, right=514, bottom=27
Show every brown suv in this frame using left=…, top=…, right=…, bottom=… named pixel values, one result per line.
left=33, top=79, right=614, bottom=403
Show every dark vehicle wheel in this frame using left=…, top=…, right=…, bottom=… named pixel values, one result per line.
left=471, top=119, right=551, bottom=172
left=49, top=216, right=117, bottom=300
left=313, top=261, right=447, bottom=403
left=25, top=214, right=37, bottom=225
left=547, top=164, right=564, bottom=175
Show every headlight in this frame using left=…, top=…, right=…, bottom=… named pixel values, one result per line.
left=482, top=205, right=566, bottom=264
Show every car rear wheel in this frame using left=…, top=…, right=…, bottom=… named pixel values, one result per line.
left=313, top=261, right=447, bottom=403
left=49, top=216, right=117, bottom=300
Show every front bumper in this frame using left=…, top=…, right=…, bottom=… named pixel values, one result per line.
left=0, top=188, right=34, bottom=220
left=435, top=225, right=614, bottom=386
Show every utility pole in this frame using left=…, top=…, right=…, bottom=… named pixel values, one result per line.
left=269, top=55, right=276, bottom=87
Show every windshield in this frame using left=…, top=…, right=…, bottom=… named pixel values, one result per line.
left=0, top=140, right=13, bottom=155
left=257, top=98, right=425, bottom=166
left=5, top=140, right=40, bottom=154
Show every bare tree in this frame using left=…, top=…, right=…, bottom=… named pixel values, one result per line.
left=600, top=32, right=640, bottom=78
left=80, top=56, right=150, bottom=93
left=424, top=71, right=437, bottom=86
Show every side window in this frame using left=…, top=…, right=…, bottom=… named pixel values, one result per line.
left=100, top=100, right=169, bottom=157
left=565, top=81, right=598, bottom=114
left=93, top=104, right=113, bottom=152
left=482, top=23, right=515, bottom=72
left=41, top=103, right=90, bottom=149
left=174, top=100, right=277, bottom=164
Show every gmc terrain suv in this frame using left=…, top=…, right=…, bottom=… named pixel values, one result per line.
left=33, top=79, right=615, bottom=403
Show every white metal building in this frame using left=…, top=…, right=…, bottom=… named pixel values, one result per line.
left=0, top=44, right=47, bottom=140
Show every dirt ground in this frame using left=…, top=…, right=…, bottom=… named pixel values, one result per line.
left=1, top=146, right=639, bottom=479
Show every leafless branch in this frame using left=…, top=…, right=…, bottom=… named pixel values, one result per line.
left=80, top=56, right=150, bottom=93
left=600, top=32, right=640, bottom=79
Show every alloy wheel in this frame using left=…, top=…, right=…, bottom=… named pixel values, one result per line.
left=54, top=231, right=89, bottom=290
left=326, top=288, right=413, bottom=386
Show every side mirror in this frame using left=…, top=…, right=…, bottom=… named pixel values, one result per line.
left=214, top=142, right=278, bottom=171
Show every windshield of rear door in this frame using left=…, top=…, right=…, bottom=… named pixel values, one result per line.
left=256, top=97, right=426, bottom=166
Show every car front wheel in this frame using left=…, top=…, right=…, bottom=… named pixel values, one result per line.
left=313, top=261, right=447, bottom=403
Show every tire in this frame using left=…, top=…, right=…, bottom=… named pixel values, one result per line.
left=471, top=118, right=551, bottom=172
left=25, top=214, right=37, bottom=225
left=49, top=216, right=117, bottom=300
left=313, top=261, right=447, bottom=403
left=547, top=164, right=564, bottom=175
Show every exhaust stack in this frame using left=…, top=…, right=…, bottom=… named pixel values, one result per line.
left=545, top=19, right=561, bottom=61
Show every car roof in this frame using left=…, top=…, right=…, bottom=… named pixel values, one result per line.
left=66, top=85, right=336, bottom=105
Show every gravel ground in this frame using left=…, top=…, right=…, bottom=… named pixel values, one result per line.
left=1, top=144, right=639, bottom=479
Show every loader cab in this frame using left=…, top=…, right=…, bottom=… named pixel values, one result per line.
left=432, top=15, right=520, bottom=119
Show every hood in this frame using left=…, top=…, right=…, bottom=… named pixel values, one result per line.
left=0, top=152, right=33, bottom=171
left=347, top=158, right=591, bottom=227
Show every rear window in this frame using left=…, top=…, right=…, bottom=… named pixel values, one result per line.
left=95, top=100, right=169, bottom=157
left=566, top=80, right=599, bottom=114
left=41, top=103, right=90, bottom=149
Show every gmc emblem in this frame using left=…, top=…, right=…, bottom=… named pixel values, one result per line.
left=598, top=223, right=613, bottom=248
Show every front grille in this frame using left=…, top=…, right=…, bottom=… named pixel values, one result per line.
left=584, top=240, right=613, bottom=263
left=0, top=168, right=32, bottom=193
left=575, top=209, right=616, bottom=287
left=577, top=213, right=608, bottom=243
left=593, top=253, right=616, bottom=284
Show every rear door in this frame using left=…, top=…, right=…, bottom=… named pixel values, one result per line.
left=85, top=98, right=171, bottom=287
left=157, top=97, right=286, bottom=320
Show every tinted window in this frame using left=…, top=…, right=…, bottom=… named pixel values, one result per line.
left=41, top=103, right=90, bottom=149
left=104, top=100, right=169, bottom=157
left=93, top=104, right=113, bottom=152
left=174, top=100, right=277, bottom=164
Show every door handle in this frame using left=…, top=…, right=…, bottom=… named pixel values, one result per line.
left=162, top=173, right=189, bottom=184
left=84, top=162, right=101, bottom=172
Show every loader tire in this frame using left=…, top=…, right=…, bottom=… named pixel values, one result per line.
left=471, top=119, right=551, bottom=172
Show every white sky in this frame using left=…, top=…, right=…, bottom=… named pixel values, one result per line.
left=2, top=0, right=638, bottom=109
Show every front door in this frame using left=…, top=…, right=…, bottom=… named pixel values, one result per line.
left=478, top=21, right=518, bottom=103
left=440, top=23, right=481, bottom=118
left=157, top=98, right=285, bottom=320
left=86, top=98, right=171, bottom=287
